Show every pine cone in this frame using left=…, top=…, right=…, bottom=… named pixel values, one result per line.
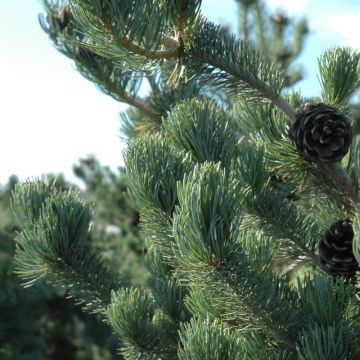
left=319, top=220, right=359, bottom=278
left=288, top=103, right=352, bottom=163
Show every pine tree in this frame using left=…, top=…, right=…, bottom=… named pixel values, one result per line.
left=11, top=1, right=360, bottom=359
left=0, top=176, right=119, bottom=359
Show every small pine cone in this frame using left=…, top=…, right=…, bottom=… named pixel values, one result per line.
left=55, top=9, right=73, bottom=30
left=319, top=220, right=359, bottom=278
left=271, top=14, right=288, bottom=26
left=288, top=103, right=352, bottom=163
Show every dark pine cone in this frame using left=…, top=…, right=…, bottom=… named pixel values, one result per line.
left=319, top=220, right=359, bottom=278
left=288, top=103, right=352, bottom=163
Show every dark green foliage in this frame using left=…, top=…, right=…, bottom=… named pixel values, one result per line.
left=120, top=78, right=204, bottom=138
left=106, top=287, right=180, bottom=359
left=151, top=277, right=187, bottom=322
left=163, top=99, right=237, bottom=165
left=233, top=101, right=290, bottom=142
left=297, top=275, right=351, bottom=327
left=13, top=180, right=124, bottom=313
left=107, top=289, right=157, bottom=350
left=178, top=318, right=243, bottom=360
left=11, top=178, right=56, bottom=224
left=0, top=164, right=147, bottom=359
left=185, top=15, right=284, bottom=102
left=0, top=178, right=119, bottom=359
left=124, top=136, right=189, bottom=213
left=174, top=163, right=242, bottom=265
left=318, top=47, right=360, bottom=106
left=297, top=323, right=349, bottom=360
left=166, top=0, right=202, bottom=28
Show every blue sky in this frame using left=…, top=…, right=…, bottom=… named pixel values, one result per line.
left=1, top=0, right=360, bottom=185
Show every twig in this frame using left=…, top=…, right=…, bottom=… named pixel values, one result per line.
left=107, top=82, right=157, bottom=116
left=119, top=37, right=179, bottom=60
left=192, top=50, right=296, bottom=121
left=121, top=92, right=156, bottom=116
left=328, top=162, right=358, bottom=203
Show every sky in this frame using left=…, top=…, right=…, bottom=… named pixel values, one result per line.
left=1, top=0, right=360, bottom=186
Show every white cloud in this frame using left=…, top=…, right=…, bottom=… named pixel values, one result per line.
left=248, top=1, right=360, bottom=49
left=0, top=63, right=125, bottom=185
left=312, top=12, right=360, bottom=49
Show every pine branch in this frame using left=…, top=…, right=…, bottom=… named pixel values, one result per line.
left=176, top=245, right=301, bottom=353
left=106, top=288, right=178, bottom=359
left=318, top=47, right=360, bottom=106
left=163, top=98, right=237, bottom=166
left=266, top=139, right=355, bottom=215
left=112, top=84, right=154, bottom=115
left=124, top=136, right=190, bottom=214
left=141, top=208, right=177, bottom=268
left=67, top=2, right=298, bottom=120
left=70, top=0, right=178, bottom=61
left=173, top=164, right=303, bottom=351
left=297, top=323, right=349, bottom=360
left=297, top=275, right=351, bottom=328
left=118, top=36, right=179, bottom=59
left=119, top=77, right=203, bottom=139
left=12, top=180, right=124, bottom=314
left=179, top=317, right=294, bottom=359
left=39, top=3, right=158, bottom=116
left=151, top=276, right=188, bottom=324
left=233, top=101, right=291, bottom=142
left=178, top=318, right=245, bottom=359
left=166, top=0, right=202, bottom=31
left=11, top=178, right=57, bottom=224
left=77, top=49, right=157, bottom=114
left=220, top=268, right=297, bottom=350
left=185, top=17, right=296, bottom=119
left=241, top=186, right=323, bottom=268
